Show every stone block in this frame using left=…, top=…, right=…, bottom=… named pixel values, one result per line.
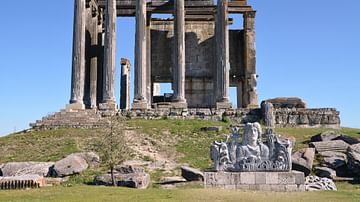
left=270, top=184, right=286, bottom=192
left=236, top=184, right=250, bottom=190
left=255, top=172, right=266, bottom=184
left=265, top=172, right=278, bottom=184
left=216, top=101, right=232, bottom=109
left=286, top=184, right=301, bottom=192
left=65, top=103, right=85, bottom=111
left=132, top=101, right=149, bottom=110
left=258, top=184, right=272, bottom=191
left=240, top=172, right=255, bottom=184
left=278, top=172, right=296, bottom=185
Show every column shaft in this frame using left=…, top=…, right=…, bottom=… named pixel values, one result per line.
left=90, top=4, right=99, bottom=109
left=69, top=0, right=86, bottom=109
left=215, top=0, right=231, bottom=109
left=243, top=11, right=258, bottom=108
left=100, top=0, right=117, bottom=110
left=133, top=0, right=148, bottom=109
left=173, top=0, right=187, bottom=104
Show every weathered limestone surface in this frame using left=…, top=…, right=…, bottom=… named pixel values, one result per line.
left=274, top=108, right=340, bottom=128
left=0, top=175, right=45, bottom=190
left=0, top=162, right=54, bottom=177
left=51, top=152, right=99, bottom=177
left=310, top=140, right=349, bottom=153
left=133, top=0, right=148, bottom=109
left=99, top=0, right=117, bottom=110
left=264, top=97, right=307, bottom=109
left=181, top=166, right=204, bottom=181
left=69, top=0, right=86, bottom=110
left=243, top=11, right=258, bottom=108
left=94, top=165, right=150, bottom=189
left=120, top=58, right=131, bottom=110
left=173, top=0, right=187, bottom=107
left=292, top=148, right=315, bottom=176
left=305, top=175, right=337, bottom=191
left=30, top=109, right=109, bottom=129
left=204, top=171, right=305, bottom=191
left=347, top=143, right=360, bottom=175
left=215, top=0, right=231, bottom=109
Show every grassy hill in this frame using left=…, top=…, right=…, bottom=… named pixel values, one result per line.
left=1, top=119, right=360, bottom=201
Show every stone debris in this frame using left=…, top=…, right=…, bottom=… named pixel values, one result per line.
left=94, top=164, right=150, bottom=189
left=51, top=153, right=96, bottom=177
left=264, top=97, right=307, bottom=109
left=314, top=167, right=336, bottom=179
left=0, top=162, right=54, bottom=177
left=311, top=131, right=341, bottom=142
left=305, top=176, right=337, bottom=191
left=0, top=175, right=45, bottom=190
left=181, top=166, right=204, bottom=182
left=347, top=143, right=360, bottom=175
left=159, top=176, right=187, bottom=184
left=309, top=140, right=349, bottom=153
left=311, top=131, right=360, bottom=145
left=200, top=126, right=222, bottom=132
left=292, top=148, right=315, bottom=176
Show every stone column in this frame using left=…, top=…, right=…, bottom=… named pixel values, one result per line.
left=99, top=0, right=117, bottom=110
left=133, top=0, right=148, bottom=109
left=237, top=81, right=243, bottom=108
left=146, top=14, right=152, bottom=106
left=89, top=3, right=99, bottom=109
left=67, top=0, right=86, bottom=111
left=172, top=0, right=187, bottom=108
left=120, top=58, right=131, bottom=110
left=215, top=0, right=231, bottom=109
left=243, top=11, right=259, bottom=108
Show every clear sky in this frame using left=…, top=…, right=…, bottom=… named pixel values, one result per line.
left=0, top=0, right=359, bottom=136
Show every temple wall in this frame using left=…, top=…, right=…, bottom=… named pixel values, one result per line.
left=151, top=20, right=244, bottom=107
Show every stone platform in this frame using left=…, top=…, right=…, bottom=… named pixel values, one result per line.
left=204, top=171, right=305, bottom=192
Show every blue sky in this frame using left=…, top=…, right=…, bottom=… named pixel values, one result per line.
left=0, top=0, right=359, bottom=136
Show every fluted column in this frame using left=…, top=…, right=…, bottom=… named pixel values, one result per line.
left=172, top=0, right=187, bottom=108
left=133, top=0, right=148, bottom=109
left=89, top=4, right=99, bottom=109
left=99, top=0, right=117, bottom=110
left=243, top=11, right=258, bottom=108
left=68, top=0, right=86, bottom=110
left=215, top=0, right=231, bottom=109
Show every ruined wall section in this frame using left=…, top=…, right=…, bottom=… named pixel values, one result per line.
left=151, top=19, right=244, bottom=108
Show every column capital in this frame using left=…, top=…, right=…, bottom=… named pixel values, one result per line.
left=244, top=11, right=256, bottom=19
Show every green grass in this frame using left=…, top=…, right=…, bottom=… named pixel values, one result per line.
left=1, top=120, right=360, bottom=201
left=0, top=185, right=359, bottom=202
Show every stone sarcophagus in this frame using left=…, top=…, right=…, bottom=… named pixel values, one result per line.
left=210, top=123, right=292, bottom=172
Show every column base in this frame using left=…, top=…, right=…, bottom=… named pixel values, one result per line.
left=216, top=101, right=232, bottom=109
left=99, top=101, right=117, bottom=111
left=171, top=101, right=188, bottom=109
left=66, top=103, right=85, bottom=112
left=132, top=100, right=149, bottom=110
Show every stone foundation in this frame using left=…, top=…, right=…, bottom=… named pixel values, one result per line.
left=274, top=108, right=340, bottom=128
left=204, top=171, right=305, bottom=192
left=30, top=107, right=340, bottom=130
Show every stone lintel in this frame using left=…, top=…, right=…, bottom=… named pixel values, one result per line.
left=65, top=103, right=85, bottom=112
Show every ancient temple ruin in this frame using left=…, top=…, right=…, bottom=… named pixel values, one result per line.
left=31, top=0, right=341, bottom=129
left=67, top=0, right=258, bottom=111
